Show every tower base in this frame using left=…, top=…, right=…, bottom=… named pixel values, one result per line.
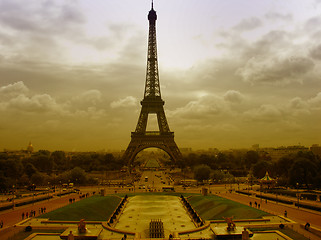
left=122, top=132, right=182, bottom=165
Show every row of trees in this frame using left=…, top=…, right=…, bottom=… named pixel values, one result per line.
left=1, top=148, right=320, bottom=191
left=0, top=151, right=124, bottom=192
left=179, top=150, right=321, bottom=189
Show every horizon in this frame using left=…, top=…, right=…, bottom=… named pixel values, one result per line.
left=1, top=0, right=321, bottom=151
left=2, top=142, right=315, bottom=153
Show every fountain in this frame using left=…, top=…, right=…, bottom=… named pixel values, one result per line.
left=212, top=216, right=253, bottom=240
left=60, top=219, right=102, bottom=240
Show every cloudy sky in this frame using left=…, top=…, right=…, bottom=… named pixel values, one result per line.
left=1, top=0, right=321, bottom=152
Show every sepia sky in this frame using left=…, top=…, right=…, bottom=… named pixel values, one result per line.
left=1, top=0, right=321, bottom=152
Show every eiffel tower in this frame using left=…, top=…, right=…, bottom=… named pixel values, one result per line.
left=122, top=2, right=182, bottom=165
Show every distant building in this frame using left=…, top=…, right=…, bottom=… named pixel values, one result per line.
left=252, top=144, right=259, bottom=150
left=208, top=148, right=219, bottom=154
left=310, top=144, right=321, bottom=158
left=180, top=148, right=192, bottom=153
left=27, top=141, right=34, bottom=153
left=258, top=145, right=309, bottom=161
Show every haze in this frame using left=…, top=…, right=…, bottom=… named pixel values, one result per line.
left=1, top=0, right=321, bottom=151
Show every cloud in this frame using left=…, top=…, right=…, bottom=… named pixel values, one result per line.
left=0, top=82, right=109, bottom=118
left=0, top=0, right=85, bottom=34
left=243, top=104, right=282, bottom=122
left=5, top=93, right=61, bottom=113
left=304, top=17, right=321, bottom=33
left=169, top=94, right=227, bottom=119
left=308, top=92, right=321, bottom=108
left=0, top=81, right=29, bottom=99
left=287, top=97, right=311, bottom=116
left=236, top=55, right=315, bottom=85
left=223, top=90, right=245, bottom=103
left=0, top=0, right=87, bottom=66
left=309, top=44, right=321, bottom=60
left=242, top=92, right=321, bottom=123
left=233, top=17, right=262, bottom=32
left=0, top=81, right=63, bottom=113
left=72, top=89, right=102, bottom=105
left=110, top=96, right=138, bottom=108
left=168, top=90, right=247, bottom=120
left=265, top=12, right=292, bottom=21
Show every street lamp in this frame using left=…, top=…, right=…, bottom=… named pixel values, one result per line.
left=48, top=181, right=50, bottom=201
left=260, top=183, right=262, bottom=204
left=12, top=185, right=15, bottom=210
left=296, top=182, right=299, bottom=208
left=32, top=184, right=35, bottom=205
left=59, top=181, right=61, bottom=197
left=275, top=176, right=278, bottom=204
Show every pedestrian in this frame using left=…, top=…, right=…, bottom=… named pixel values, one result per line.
left=0, top=220, right=3, bottom=228
left=242, top=228, right=249, bottom=240
left=44, top=207, right=46, bottom=213
left=26, top=212, right=29, bottom=218
left=284, top=210, right=287, bottom=218
left=67, top=230, right=74, bottom=240
left=255, top=201, right=257, bottom=207
left=305, top=222, right=310, bottom=230
left=249, top=201, right=252, bottom=207
left=258, top=204, right=260, bottom=208
left=22, top=212, right=24, bottom=220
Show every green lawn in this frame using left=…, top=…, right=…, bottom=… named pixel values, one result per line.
left=188, top=195, right=269, bottom=220
left=38, top=193, right=268, bottom=222
left=144, top=159, right=161, bottom=168
left=39, top=195, right=121, bottom=221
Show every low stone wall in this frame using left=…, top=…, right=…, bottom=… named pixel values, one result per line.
left=300, top=223, right=321, bottom=238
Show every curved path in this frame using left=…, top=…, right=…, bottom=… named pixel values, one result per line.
left=218, top=191, right=321, bottom=240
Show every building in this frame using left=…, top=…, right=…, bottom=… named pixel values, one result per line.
left=310, top=144, right=321, bottom=158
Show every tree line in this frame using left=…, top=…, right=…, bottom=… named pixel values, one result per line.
left=0, top=151, right=124, bottom=192
left=1, top=148, right=320, bottom=192
left=177, top=150, right=321, bottom=189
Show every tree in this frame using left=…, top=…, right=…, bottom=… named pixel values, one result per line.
left=30, top=153, right=53, bottom=173
left=244, top=151, right=260, bottom=169
left=275, top=156, right=294, bottom=178
left=0, top=159, right=23, bottom=179
left=252, top=161, right=272, bottom=178
left=288, top=158, right=317, bottom=188
left=25, top=163, right=38, bottom=178
left=0, top=173, right=9, bottom=192
left=69, top=167, right=87, bottom=184
left=31, top=172, right=45, bottom=185
left=51, top=151, right=66, bottom=170
left=211, top=170, right=225, bottom=183
left=194, top=164, right=211, bottom=182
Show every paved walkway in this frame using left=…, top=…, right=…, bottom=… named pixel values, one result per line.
left=218, top=191, right=321, bottom=240
left=248, top=189, right=321, bottom=209
left=0, top=193, right=79, bottom=240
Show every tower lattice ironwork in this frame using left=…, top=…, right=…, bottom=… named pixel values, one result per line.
left=122, top=3, right=182, bottom=164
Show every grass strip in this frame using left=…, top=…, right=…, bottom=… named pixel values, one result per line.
left=188, top=195, right=269, bottom=220
left=39, top=195, right=121, bottom=221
